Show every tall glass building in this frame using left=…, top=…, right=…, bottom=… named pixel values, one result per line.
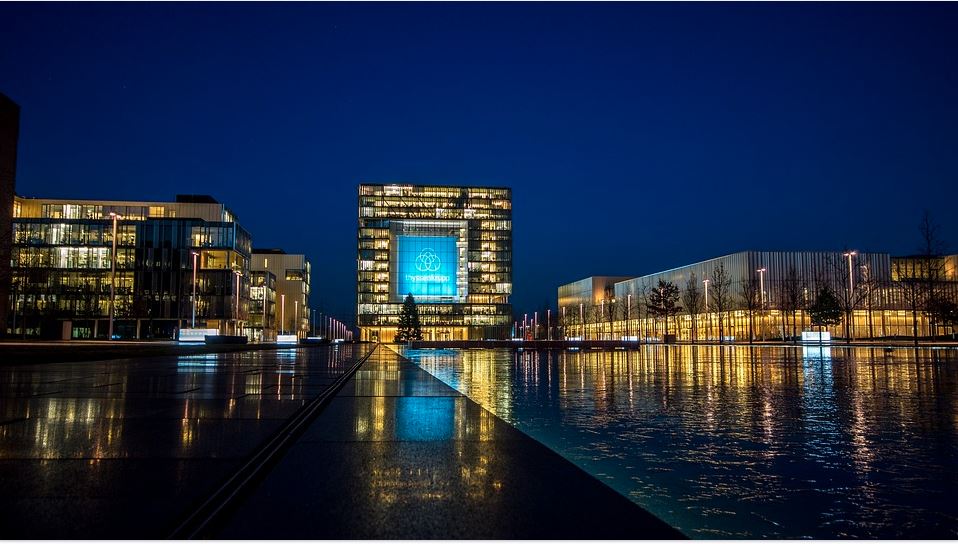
left=10, top=194, right=252, bottom=339
left=357, top=183, right=512, bottom=342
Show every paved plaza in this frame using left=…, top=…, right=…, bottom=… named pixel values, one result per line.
left=0, top=343, right=682, bottom=539
left=0, top=344, right=372, bottom=538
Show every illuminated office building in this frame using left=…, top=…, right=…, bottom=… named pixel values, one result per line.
left=0, top=93, right=19, bottom=335
left=247, top=269, right=277, bottom=343
left=10, top=194, right=251, bottom=339
left=560, top=250, right=958, bottom=341
left=251, top=249, right=310, bottom=339
left=357, top=183, right=512, bottom=342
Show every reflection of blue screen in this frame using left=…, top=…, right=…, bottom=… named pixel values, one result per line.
left=397, top=235, right=457, bottom=299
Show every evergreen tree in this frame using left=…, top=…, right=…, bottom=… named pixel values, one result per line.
left=396, top=293, right=423, bottom=343
left=808, top=285, right=843, bottom=339
left=647, top=280, right=682, bottom=338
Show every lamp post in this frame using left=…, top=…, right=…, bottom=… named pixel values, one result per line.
left=703, top=278, right=710, bottom=342
left=294, top=300, right=299, bottom=338
left=547, top=309, right=551, bottom=341
left=610, top=298, right=616, bottom=341
left=191, top=251, right=199, bottom=328
left=108, top=212, right=123, bottom=341
left=843, top=251, right=857, bottom=295
left=599, top=300, right=604, bottom=340
left=281, top=294, right=286, bottom=335
left=843, top=251, right=857, bottom=340
left=627, top=294, right=632, bottom=340
left=561, top=307, right=566, bottom=340
left=579, top=303, right=584, bottom=340
left=757, top=267, right=767, bottom=342
left=534, top=311, right=538, bottom=340
left=233, top=269, right=242, bottom=336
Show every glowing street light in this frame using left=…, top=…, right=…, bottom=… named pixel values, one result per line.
left=233, top=269, right=242, bottom=335
left=703, top=278, right=710, bottom=341
left=281, top=294, right=286, bottom=335
left=108, top=212, right=123, bottom=341
left=579, top=303, right=584, bottom=340
left=757, top=268, right=767, bottom=342
left=191, top=251, right=199, bottom=328
left=547, top=309, right=551, bottom=341
left=843, top=251, right=857, bottom=295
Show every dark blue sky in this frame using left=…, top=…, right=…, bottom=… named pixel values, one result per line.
left=2, top=2, right=956, bottom=322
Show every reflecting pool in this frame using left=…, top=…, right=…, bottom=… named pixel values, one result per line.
left=403, top=345, right=958, bottom=538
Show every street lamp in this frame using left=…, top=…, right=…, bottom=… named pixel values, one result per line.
left=610, top=298, right=616, bottom=341
left=233, top=269, right=242, bottom=335
left=547, top=309, right=551, bottom=341
left=561, top=306, right=566, bottom=340
left=191, top=251, right=199, bottom=328
left=703, top=278, right=710, bottom=342
left=281, top=294, right=286, bottom=335
left=108, top=212, right=123, bottom=341
left=599, top=300, right=604, bottom=340
left=843, top=251, right=857, bottom=295
left=579, top=303, right=584, bottom=340
left=757, top=268, right=767, bottom=342
left=843, top=251, right=858, bottom=340
left=627, top=294, right=632, bottom=340
left=294, top=300, right=299, bottom=337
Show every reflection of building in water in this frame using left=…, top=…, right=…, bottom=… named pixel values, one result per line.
left=558, top=250, right=958, bottom=342
left=412, top=349, right=513, bottom=422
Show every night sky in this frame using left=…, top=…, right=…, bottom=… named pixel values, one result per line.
left=2, top=2, right=956, bottom=324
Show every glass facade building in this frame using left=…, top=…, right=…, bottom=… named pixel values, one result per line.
left=559, top=250, right=958, bottom=342
left=9, top=194, right=252, bottom=339
left=251, top=249, right=311, bottom=339
left=357, top=183, right=512, bottom=342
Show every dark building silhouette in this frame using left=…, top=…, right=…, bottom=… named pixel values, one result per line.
left=0, top=93, right=19, bottom=336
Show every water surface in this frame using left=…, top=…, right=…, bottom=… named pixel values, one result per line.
left=403, top=345, right=958, bottom=538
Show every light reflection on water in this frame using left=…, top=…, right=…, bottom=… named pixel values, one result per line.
left=405, top=345, right=958, bottom=538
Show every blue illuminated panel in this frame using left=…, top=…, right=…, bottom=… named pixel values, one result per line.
left=396, top=235, right=457, bottom=299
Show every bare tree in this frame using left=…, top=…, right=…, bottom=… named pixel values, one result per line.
left=919, top=211, right=948, bottom=337
left=827, top=250, right=862, bottom=344
left=858, top=262, right=878, bottom=339
left=604, top=285, right=617, bottom=341
left=710, top=263, right=733, bottom=343
left=682, top=271, right=703, bottom=342
left=639, top=279, right=652, bottom=342
left=782, top=266, right=803, bottom=342
left=589, top=303, right=602, bottom=340
left=739, top=274, right=760, bottom=344
left=895, top=211, right=948, bottom=345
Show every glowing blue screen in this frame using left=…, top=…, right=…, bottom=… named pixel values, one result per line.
left=396, top=235, right=457, bottom=299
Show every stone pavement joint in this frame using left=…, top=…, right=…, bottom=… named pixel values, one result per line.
left=213, top=344, right=685, bottom=539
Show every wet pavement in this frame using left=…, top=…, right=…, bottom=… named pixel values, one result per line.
left=214, top=345, right=683, bottom=539
left=0, top=344, right=373, bottom=538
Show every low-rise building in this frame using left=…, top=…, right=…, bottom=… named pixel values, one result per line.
left=559, top=250, right=958, bottom=342
left=251, top=249, right=311, bottom=338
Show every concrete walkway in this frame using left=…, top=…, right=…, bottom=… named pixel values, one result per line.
left=214, top=345, right=684, bottom=539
